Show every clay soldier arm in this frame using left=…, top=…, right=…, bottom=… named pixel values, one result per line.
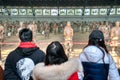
left=71, top=28, right=74, bottom=37
left=110, top=28, right=114, bottom=39
left=64, top=27, right=66, bottom=36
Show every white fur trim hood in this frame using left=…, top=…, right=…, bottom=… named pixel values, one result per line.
left=32, top=58, right=82, bottom=80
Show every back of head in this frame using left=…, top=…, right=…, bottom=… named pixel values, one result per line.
left=19, top=28, right=33, bottom=42
left=89, top=29, right=104, bottom=41
left=88, top=29, right=108, bottom=53
left=45, top=41, right=68, bottom=65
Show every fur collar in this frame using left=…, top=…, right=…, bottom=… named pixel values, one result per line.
left=32, top=58, right=82, bottom=80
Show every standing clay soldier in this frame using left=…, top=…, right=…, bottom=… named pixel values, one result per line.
left=53, top=21, right=58, bottom=35
left=16, top=21, right=25, bottom=42
left=44, top=23, right=50, bottom=39
left=104, top=21, right=111, bottom=45
left=110, top=21, right=120, bottom=53
left=27, top=21, right=37, bottom=42
left=64, top=21, right=74, bottom=57
left=0, top=24, right=4, bottom=60
left=99, top=21, right=110, bottom=45
left=33, top=21, right=37, bottom=39
left=0, top=24, right=4, bottom=42
left=3, top=22, right=8, bottom=37
left=17, top=21, right=24, bottom=37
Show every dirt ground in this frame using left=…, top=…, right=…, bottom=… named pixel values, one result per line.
left=1, top=31, right=89, bottom=57
left=1, top=31, right=120, bottom=69
left=0, top=31, right=88, bottom=67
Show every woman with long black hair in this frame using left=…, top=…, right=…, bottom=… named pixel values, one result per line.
left=32, top=41, right=82, bottom=80
left=79, top=30, right=120, bottom=80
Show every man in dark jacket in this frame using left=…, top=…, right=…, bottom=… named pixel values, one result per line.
left=4, top=28, right=45, bottom=80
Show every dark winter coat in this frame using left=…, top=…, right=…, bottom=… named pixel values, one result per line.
left=4, top=42, right=45, bottom=80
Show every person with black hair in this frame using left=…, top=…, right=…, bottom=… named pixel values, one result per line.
left=32, top=41, right=82, bottom=80
left=79, top=30, right=120, bottom=80
left=4, top=28, right=45, bottom=80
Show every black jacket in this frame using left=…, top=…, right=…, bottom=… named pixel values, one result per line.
left=4, top=45, right=45, bottom=80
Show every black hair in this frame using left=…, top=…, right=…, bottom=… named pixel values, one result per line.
left=45, top=41, right=68, bottom=65
left=86, top=30, right=108, bottom=53
left=19, top=28, right=33, bottom=42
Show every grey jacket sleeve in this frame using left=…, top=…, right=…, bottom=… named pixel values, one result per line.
left=108, top=55, right=120, bottom=80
